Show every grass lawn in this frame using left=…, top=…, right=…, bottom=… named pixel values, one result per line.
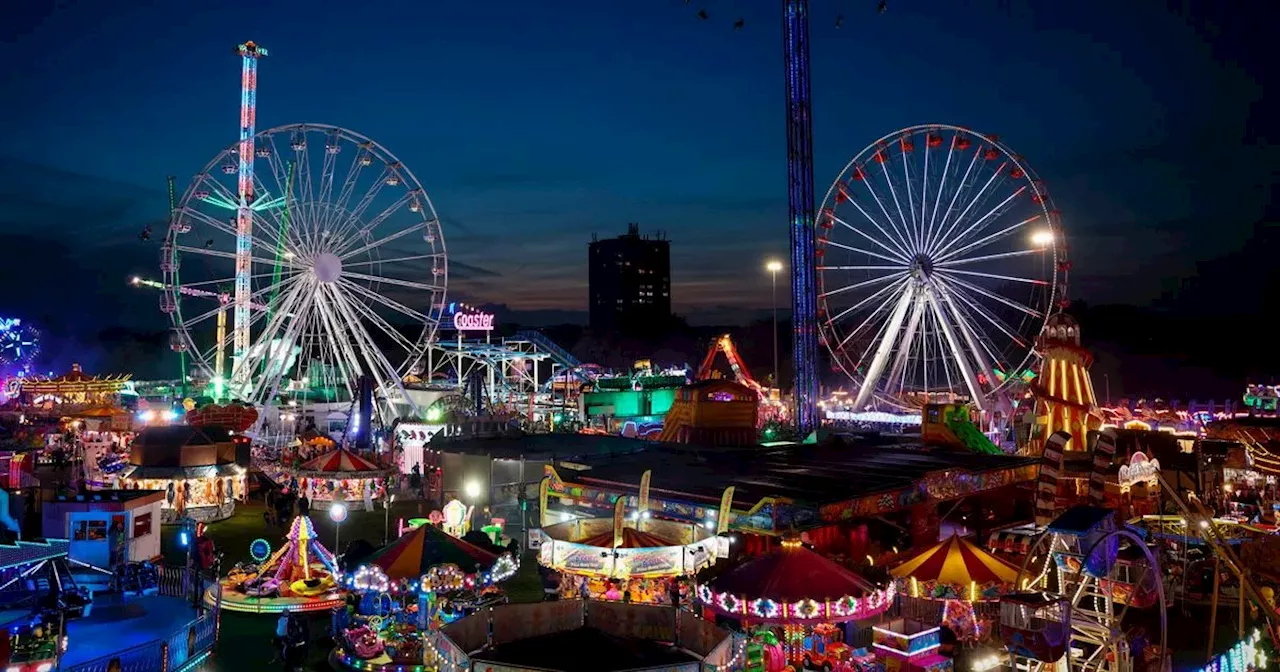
left=163, top=499, right=544, bottom=671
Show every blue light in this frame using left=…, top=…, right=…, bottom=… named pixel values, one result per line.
left=179, top=531, right=189, bottom=547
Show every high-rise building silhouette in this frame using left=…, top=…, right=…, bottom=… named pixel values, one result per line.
left=589, top=224, right=671, bottom=333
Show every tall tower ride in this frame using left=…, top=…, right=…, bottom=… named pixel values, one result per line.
left=784, top=0, right=820, bottom=433
left=232, top=41, right=267, bottom=388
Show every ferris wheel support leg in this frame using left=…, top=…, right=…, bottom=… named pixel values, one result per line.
left=925, top=290, right=986, bottom=411
left=885, top=296, right=925, bottom=398
left=938, top=283, right=1001, bottom=410
left=851, top=284, right=916, bottom=411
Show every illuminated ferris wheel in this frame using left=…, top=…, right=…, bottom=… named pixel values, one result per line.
left=0, top=318, right=39, bottom=374
left=163, top=123, right=448, bottom=421
left=816, top=124, right=1067, bottom=411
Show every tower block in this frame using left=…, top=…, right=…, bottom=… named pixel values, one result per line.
left=1032, top=314, right=1101, bottom=451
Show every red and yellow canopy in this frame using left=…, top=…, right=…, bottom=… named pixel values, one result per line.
left=890, top=534, right=1018, bottom=600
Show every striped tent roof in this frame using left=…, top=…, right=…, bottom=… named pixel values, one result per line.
left=300, top=448, right=382, bottom=473
left=890, top=534, right=1019, bottom=587
left=366, top=523, right=500, bottom=580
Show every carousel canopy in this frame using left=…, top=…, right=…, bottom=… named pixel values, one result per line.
left=709, top=540, right=879, bottom=603
left=889, top=534, right=1019, bottom=588
left=299, top=447, right=383, bottom=474
left=579, top=527, right=673, bottom=549
left=122, top=425, right=248, bottom=480
left=21, top=363, right=130, bottom=394
left=366, top=522, right=499, bottom=580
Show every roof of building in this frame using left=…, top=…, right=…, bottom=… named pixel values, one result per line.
left=560, top=434, right=1039, bottom=508
left=471, top=627, right=698, bottom=672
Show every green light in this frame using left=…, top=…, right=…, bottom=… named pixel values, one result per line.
left=426, top=407, right=442, bottom=422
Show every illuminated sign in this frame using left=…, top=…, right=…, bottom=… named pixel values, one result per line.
left=452, top=312, right=494, bottom=331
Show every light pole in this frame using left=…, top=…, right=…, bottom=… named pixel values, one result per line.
left=330, top=501, right=348, bottom=553
left=383, top=493, right=396, bottom=545
left=766, top=260, right=784, bottom=391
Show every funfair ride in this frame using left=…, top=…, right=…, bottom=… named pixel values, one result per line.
left=165, top=121, right=447, bottom=428
left=815, top=125, right=1067, bottom=414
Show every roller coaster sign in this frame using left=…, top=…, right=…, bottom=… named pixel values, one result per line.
left=453, top=312, right=494, bottom=331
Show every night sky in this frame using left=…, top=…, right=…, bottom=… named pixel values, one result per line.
left=1, top=1, right=1274, bottom=388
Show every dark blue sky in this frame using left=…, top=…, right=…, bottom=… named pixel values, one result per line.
left=0, top=0, right=1272, bottom=346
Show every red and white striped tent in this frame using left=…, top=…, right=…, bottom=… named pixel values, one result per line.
left=296, top=448, right=392, bottom=478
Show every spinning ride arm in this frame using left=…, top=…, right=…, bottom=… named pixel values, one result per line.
left=697, top=335, right=765, bottom=396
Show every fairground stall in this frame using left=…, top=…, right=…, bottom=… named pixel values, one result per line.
left=117, top=425, right=249, bottom=523
left=537, top=495, right=722, bottom=604
left=281, top=447, right=394, bottom=511
left=211, top=515, right=347, bottom=614
left=890, top=534, right=1019, bottom=644
left=698, top=539, right=895, bottom=671
left=330, top=521, right=518, bottom=671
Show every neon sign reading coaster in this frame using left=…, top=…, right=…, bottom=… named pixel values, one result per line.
left=453, top=312, right=495, bottom=331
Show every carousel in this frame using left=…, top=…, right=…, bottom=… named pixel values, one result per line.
left=279, top=448, right=393, bottom=511
left=117, top=425, right=248, bottom=523
left=891, top=534, right=1020, bottom=644
left=211, top=515, right=347, bottom=614
left=698, top=539, right=896, bottom=672
left=18, top=363, right=130, bottom=410
left=538, top=495, right=722, bottom=604
left=331, top=521, right=518, bottom=671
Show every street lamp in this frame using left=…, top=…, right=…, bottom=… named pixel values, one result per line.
left=329, top=501, right=348, bottom=552
left=765, top=260, right=784, bottom=390
left=464, top=479, right=481, bottom=501
left=383, top=493, right=396, bottom=545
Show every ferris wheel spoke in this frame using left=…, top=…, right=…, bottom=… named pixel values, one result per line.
left=227, top=278, right=310, bottom=389
left=922, top=136, right=953, bottom=256
left=900, top=145, right=921, bottom=250
left=315, top=138, right=341, bottom=224
left=334, top=191, right=414, bottom=257
left=246, top=288, right=315, bottom=406
left=876, top=158, right=914, bottom=255
left=250, top=173, right=309, bottom=257
left=831, top=280, right=910, bottom=352
left=261, top=136, right=316, bottom=257
left=936, top=276, right=1030, bottom=348
left=924, top=146, right=980, bottom=255
left=325, top=148, right=369, bottom=233
left=932, top=185, right=1025, bottom=260
left=857, top=175, right=917, bottom=257
left=338, top=278, right=430, bottom=322
left=935, top=216, right=1043, bottom=266
left=935, top=283, right=1001, bottom=402
left=342, top=253, right=441, bottom=269
left=823, top=240, right=909, bottom=267
left=325, top=284, right=411, bottom=407
left=193, top=307, right=267, bottom=368
left=940, top=268, right=1047, bottom=286
left=338, top=288, right=420, bottom=354
left=185, top=274, right=304, bottom=330
left=816, top=265, right=903, bottom=272
left=830, top=212, right=911, bottom=263
left=937, top=272, right=1042, bottom=320
left=343, top=270, right=443, bottom=293
left=928, top=161, right=1007, bottom=258
left=311, top=291, right=361, bottom=397
left=850, top=284, right=916, bottom=410
left=818, top=271, right=907, bottom=300
left=176, top=208, right=286, bottom=261
left=330, top=166, right=391, bottom=245
left=174, top=244, right=300, bottom=270
left=339, top=218, right=426, bottom=261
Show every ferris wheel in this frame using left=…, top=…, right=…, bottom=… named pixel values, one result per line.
left=816, top=124, right=1066, bottom=411
left=0, top=317, right=39, bottom=374
left=163, top=123, right=448, bottom=422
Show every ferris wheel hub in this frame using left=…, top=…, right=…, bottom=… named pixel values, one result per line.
left=909, top=254, right=935, bottom=281
left=313, top=252, right=343, bottom=283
